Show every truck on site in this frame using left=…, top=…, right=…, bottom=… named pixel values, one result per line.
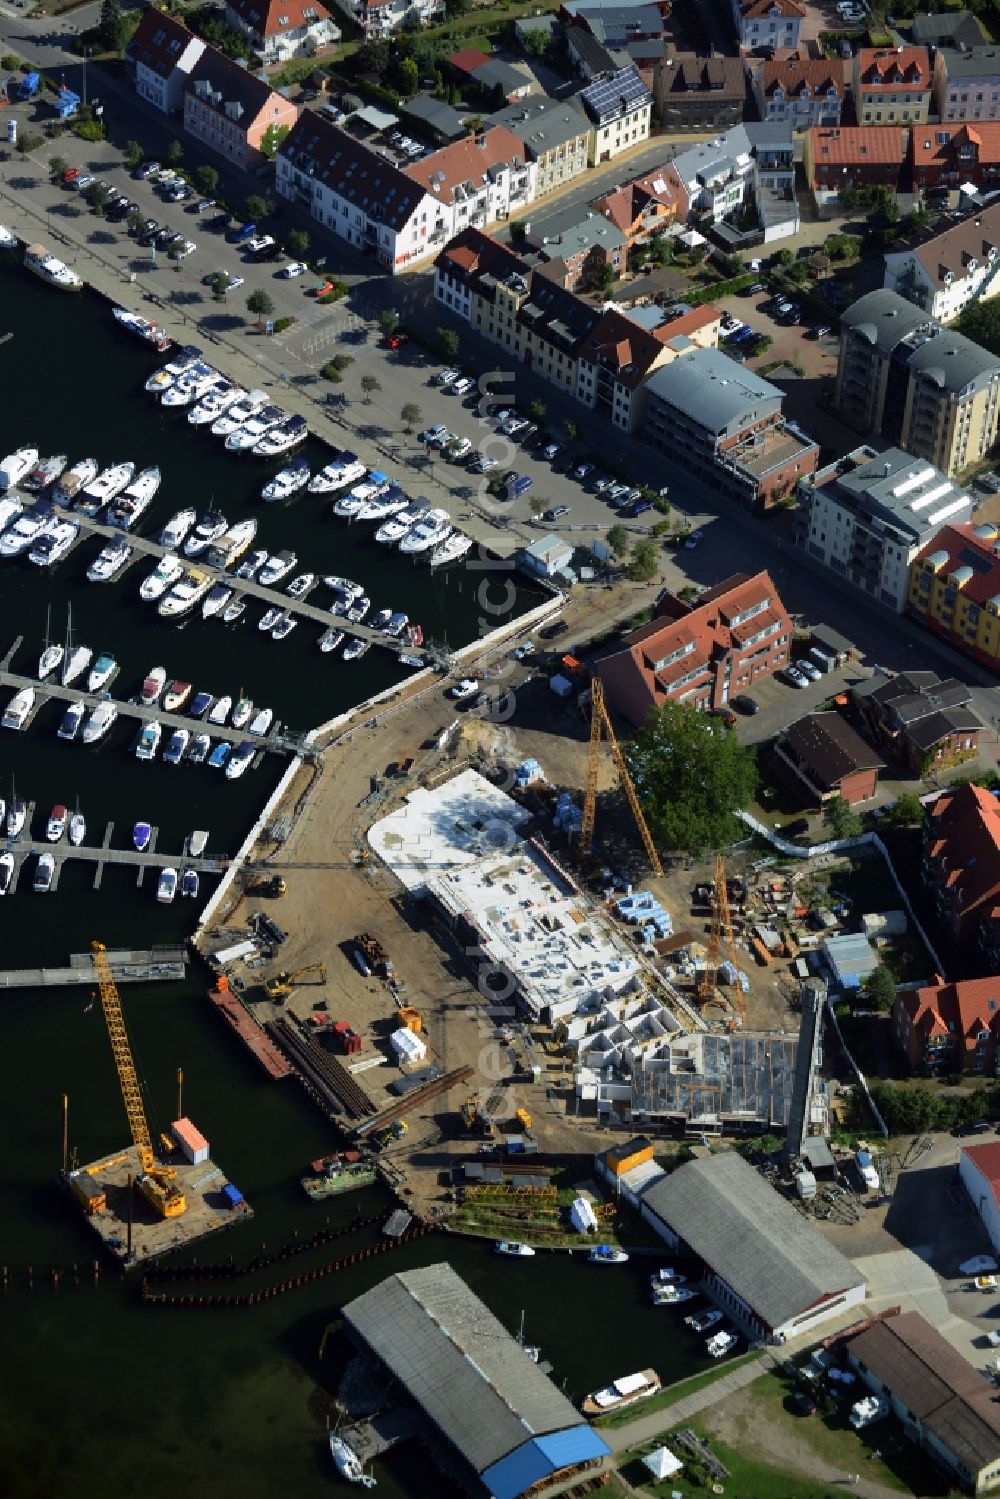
left=18, top=71, right=39, bottom=101
left=352, top=933, right=393, bottom=978
left=371, top=1119, right=408, bottom=1151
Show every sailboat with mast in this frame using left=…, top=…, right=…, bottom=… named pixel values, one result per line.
left=60, top=602, right=92, bottom=687
left=6, top=777, right=26, bottom=837
left=38, top=604, right=64, bottom=680
left=68, top=798, right=86, bottom=847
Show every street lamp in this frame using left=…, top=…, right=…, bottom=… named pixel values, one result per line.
left=82, top=47, right=91, bottom=109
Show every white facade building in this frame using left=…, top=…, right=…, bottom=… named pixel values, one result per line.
left=127, top=10, right=206, bottom=115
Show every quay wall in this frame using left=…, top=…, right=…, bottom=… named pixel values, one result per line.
left=194, top=755, right=304, bottom=936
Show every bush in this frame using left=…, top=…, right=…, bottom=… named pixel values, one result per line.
left=272, top=316, right=295, bottom=334
left=321, top=363, right=343, bottom=383
left=693, top=273, right=754, bottom=303
left=1, top=53, right=20, bottom=71
left=16, top=133, right=44, bottom=155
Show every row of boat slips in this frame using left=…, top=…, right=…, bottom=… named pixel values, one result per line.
left=3, top=848, right=201, bottom=900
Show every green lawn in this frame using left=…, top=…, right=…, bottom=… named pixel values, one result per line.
left=620, top=1434, right=845, bottom=1498
left=593, top=1353, right=764, bottom=1430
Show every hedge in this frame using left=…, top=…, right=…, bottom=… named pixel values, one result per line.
left=692, top=273, right=754, bottom=303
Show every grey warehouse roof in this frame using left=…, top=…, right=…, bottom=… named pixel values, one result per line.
left=641, top=1152, right=865, bottom=1328
left=645, top=346, right=781, bottom=433
left=343, top=1263, right=587, bottom=1475
left=402, top=94, right=466, bottom=139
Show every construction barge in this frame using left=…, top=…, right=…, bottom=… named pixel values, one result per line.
left=207, top=977, right=292, bottom=1080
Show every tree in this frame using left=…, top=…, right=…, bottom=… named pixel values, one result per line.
left=445, top=0, right=471, bottom=13
left=862, top=964, right=897, bottom=1013
left=627, top=539, right=659, bottom=582
left=626, top=700, right=759, bottom=857
left=434, top=326, right=460, bottom=362
left=49, top=154, right=68, bottom=180
left=397, top=56, right=419, bottom=97
left=260, top=123, right=290, bottom=160
left=123, top=139, right=144, bottom=170
left=822, top=795, right=862, bottom=841
left=379, top=308, right=400, bottom=339
left=522, top=28, right=548, bottom=56
left=210, top=270, right=230, bottom=299
left=360, top=374, right=381, bottom=404
left=957, top=299, right=1000, bottom=358
left=194, top=163, right=219, bottom=197
left=127, top=208, right=146, bottom=236
left=16, top=132, right=44, bottom=155
left=400, top=401, right=421, bottom=432
left=510, top=219, right=528, bottom=243
left=606, top=524, right=630, bottom=559
left=164, top=138, right=183, bottom=167
left=245, top=194, right=268, bottom=222
left=564, top=419, right=579, bottom=442
left=247, top=288, right=274, bottom=326
left=529, top=399, right=546, bottom=423
left=872, top=183, right=899, bottom=224
left=287, top=227, right=310, bottom=258
left=356, top=38, right=390, bottom=74
left=593, top=260, right=615, bottom=293
left=98, top=0, right=128, bottom=49
left=86, top=180, right=113, bottom=215
left=775, top=248, right=795, bottom=267
left=648, top=237, right=673, bottom=268
left=529, top=496, right=545, bottom=519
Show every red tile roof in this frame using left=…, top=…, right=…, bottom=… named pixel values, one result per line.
left=912, top=523, right=1000, bottom=607
left=447, top=47, right=491, bottom=76
left=591, top=162, right=687, bottom=236
left=963, top=1141, right=1000, bottom=1207
left=433, top=224, right=529, bottom=283
left=762, top=56, right=847, bottom=98
left=226, top=0, right=331, bottom=40
left=857, top=46, right=931, bottom=90
left=654, top=304, right=721, bottom=343
left=403, top=126, right=526, bottom=205
left=127, top=9, right=200, bottom=79
left=809, top=126, right=906, bottom=165
left=741, top=0, right=804, bottom=16
left=925, top=782, right=1000, bottom=926
left=912, top=122, right=1000, bottom=172
left=901, top=976, right=1000, bottom=1057
left=577, top=307, right=669, bottom=389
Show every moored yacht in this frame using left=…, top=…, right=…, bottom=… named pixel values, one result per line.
left=205, top=518, right=257, bottom=570
left=430, top=531, right=473, bottom=568
left=207, top=741, right=231, bottom=770
left=161, top=362, right=218, bottom=408
left=334, top=482, right=381, bottom=518
left=323, top=575, right=362, bottom=601
left=52, top=457, right=98, bottom=505
left=286, top=572, right=315, bottom=600
left=222, top=596, right=246, bottom=624
left=0, top=494, right=24, bottom=533
left=188, top=380, right=242, bottom=427
left=346, top=595, right=370, bottom=623
left=180, top=868, right=200, bottom=899
left=160, top=569, right=213, bottom=617
left=163, top=728, right=190, bottom=764
left=231, top=696, right=254, bottom=729
left=34, top=852, right=55, bottom=892
left=133, top=821, right=152, bottom=852
left=308, top=453, right=363, bottom=494
left=145, top=345, right=202, bottom=394
left=78, top=461, right=135, bottom=516
left=2, top=687, right=33, bottom=729
left=356, top=484, right=409, bottom=521
left=494, top=1241, right=535, bottom=1257
left=319, top=628, right=344, bottom=654
left=341, top=638, right=369, bottom=662
left=38, top=640, right=64, bottom=680
left=184, top=510, right=227, bottom=558
left=248, top=707, right=273, bottom=736
left=262, top=457, right=310, bottom=502
left=0, top=510, right=53, bottom=558
left=253, top=414, right=307, bottom=458
left=189, top=691, right=214, bottom=719
left=375, top=499, right=428, bottom=545
left=135, top=720, right=162, bottom=761
left=140, top=553, right=184, bottom=602
left=107, top=466, right=161, bottom=530
left=140, top=666, right=167, bottom=706
left=383, top=612, right=409, bottom=638
left=81, top=698, right=117, bottom=744
left=0, top=853, right=13, bottom=896
left=159, top=507, right=197, bottom=549
left=24, top=454, right=68, bottom=492
left=399, top=508, right=452, bottom=555
left=235, top=548, right=267, bottom=580
left=187, top=733, right=210, bottom=764
left=86, top=537, right=133, bottom=583
left=207, top=694, right=232, bottom=725
left=258, top=607, right=285, bottom=632
left=29, top=518, right=79, bottom=567
left=211, top=388, right=267, bottom=438
left=258, top=550, right=296, bottom=587
left=87, top=653, right=116, bottom=692
left=111, top=306, right=172, bottom=352
left=224, top=404, right=285, bottom=454
left=68, top=811, right=86, bottom=846
left=329, top=1433, right=376, bottom=1490
left=156, top=867, right=178, bottom=903
left=224, top=741, right=256, bottom=780
left=0, top=446, right=39, bottom=491
left=24, top=243, right=82, bottom=290
left=163, top=680, right=192, bottom=713
left=57, top=701, right=85, bottom=741
left=272, top=614, right=297, bottom=641
left=202, top=582, right=232, bottom=619
left=46, top=803, right=67, bottom=841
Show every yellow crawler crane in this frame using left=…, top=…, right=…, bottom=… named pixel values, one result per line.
left=580, top=676, right=663, bottom=877
left=91, top=940, right=186, bottom=1219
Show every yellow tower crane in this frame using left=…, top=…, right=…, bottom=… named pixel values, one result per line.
left=698, top=855, right=746, bottom=1023
left=579, top=677, right=663, bottom=877
left=91, top=941, right=186, bottom=1219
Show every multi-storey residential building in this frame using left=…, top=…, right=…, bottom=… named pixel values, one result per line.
left=595, top=571, right=793, bottom=724
left=590, top=161, right=688, bottom=249
left=885, top=201, right=1000, bottom=320
left=566, top=26, right=619, bottom=81
left=794, top=445, right=974, bottom=611
left=672, top=122, right=798, bottom=239
left=906, top=522, right=1000, bottom=671
left=329, top=0, right=441, bottom=38
left=933, top=45, right=1000, bottom=123
left=852, top=669, right=981, bottom=774
left=577, top=66, right=652, bottom=164
left=574, top=306, right=678, bottom=433
left=922, top=781, right=1000, bottom=949
left=644, top=347, right=818, bottom=510
left=910, top=122, right=1000, bottom=197
left=579, top=6, right=668, bottom=75
left=489, top=96, right=591, bottom=196
left=775, top=712, right=883, bottom=806
left=403, top=127, right=533, bottom=235
left=125, top=10, right=205, bottom=115
left=183, top=50, right=298, bottom=172
left=803, top=126, right=907, bottom=208
left=732, top=0, right=804, bottom=52
left=224, top=0, right=339, bottom=64
left=523, top=207, right=625, bottom=292
left=653, top=49, right=745, bottom=133
left=752, top=55, right=847, bottom=129
left=893, top=976, right=1000, bottom=1074
left=433, top=226, right=529, bottom=324
left=853, top=46, right=932, bottom=125
left=835, top=290, right=1000, bottom=476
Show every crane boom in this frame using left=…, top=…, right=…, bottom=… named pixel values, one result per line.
left=580, top=678, right=664, bottom=877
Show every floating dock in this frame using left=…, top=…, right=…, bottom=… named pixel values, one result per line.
left=2, top=821, right=223, bottom=897
left=207, top=979, right=292, bottom=1080
left=0, top=946, right=186, bottom=990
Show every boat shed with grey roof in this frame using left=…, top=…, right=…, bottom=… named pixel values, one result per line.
left=342, top=1263, right=612, bottom=1499
left=639, top=1151, right=868, bottom=1340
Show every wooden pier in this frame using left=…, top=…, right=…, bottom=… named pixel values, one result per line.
left=5, top=818, right=224, bottom=896
left=0, top=946, right=187, bottom=989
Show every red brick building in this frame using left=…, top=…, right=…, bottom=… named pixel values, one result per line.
left=911, top=122, right=1000, bottom=192
left=594, top=571, right=792, bottom=727
left=922, top=783, right=1000, bottom=947
left=803, top=126, right=907, bottom=207
left=893, top=974, right=1000, bottom=1074
left=775, top=711, right=884, bottom=807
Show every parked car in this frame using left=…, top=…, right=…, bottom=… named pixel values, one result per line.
left=171, top=239, right=196, bottom=259
left=790, top=1391, right=818, bottom=1417
left=468, top=454, right=497, bottom=473
left=573, top=462, right=594, bottom=480
left=418, top=424, right=447, bottom=445
left=133, top=160, right=160, bottom=179
left=446, top=436, right=472, bottom=460
left=449, top=677, right=479, bottom=700
left=785, top=665, right=809, bottom=687
left=437, top=368, right=460, bottom=386
left=426, top=428, right=453, bottom=449
left=797, top=659, right=822, bottom=682
left=509, top=475, right=533, bottom=498
left=451, top=375, right=475, bottom=396
left=628, top=499, right=654, bottom=516
left=243, top=234, right=275, bottom=255
left=232, top=221, right=258, bottom=243
left=280, top=260, right=308, bottom=278
left=61, top=166, right=81, bottom=184
left=540, top=619, right=569, bottom=639
left=542, top=443, right=561, bottom=461
left=731, top=694, right=760, bottom=715
left=74, top=174, right=95, bottom=192
left=543, top=505, right=570, bottom=521
left=511, top=642, right=534, bottom=660
left=684, top=529, right=703, bottom=549
left=502, top=417, right=528, bottom=436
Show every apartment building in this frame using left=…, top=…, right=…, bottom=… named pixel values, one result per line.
left=752, top=56, right=847, bottom=129
left=853, top=669, right=981, bottom=774
left=183, top=50, right=297, bottom=171
left=853, top=46, right=932, bottom=125
left=922, top=782, right=1000, bottom=949
left=794, top=444, right=974, bottom=611
left=595, top=571, right=792, bottom=724
left=125, top=10, right=205, bottom=115
left=575, top=306, right=678, bottom=433
left=402, top=127, right=533, bottom=236
left=644, top=346, right=818, bottom=510
left=933, top=45, right=1000, bottom=123
left=671, top=122, right=798, bottom=239
left=329, top=0, right=441, bottom=38
left=523, top=207, right=625, bottom=292
left=911, top=122, right=1000, bottom=197
left=590, top=161, right=688, bottom=249
left=907, top=521, right=1000, bottom=671
left=775, top=712, right=884, bottom=806
left=835, top=289, right=1000, bottom=477
left=489, top=96, right=591, bottom=196
left=885, top=201, right=1000, bottom=321
left=803, top=126, right=907, bottom=209
left=653, top=49, right=745, bottom=133
left=731, top=0, right=804, bottom=52
left=224, top=0, right=339, bottom=63
left=894, top=976, right=1000, bottom=1074
left=577, top=66, right=652, bottom=164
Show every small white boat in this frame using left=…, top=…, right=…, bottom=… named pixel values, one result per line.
left=163, top=728, right=190, bottom=764
left=111, top=306, right=172, bottom=352
left=430, top=531, right=473, bottom=568
left=495, top=1241, right=535, bottom=1257
left=140, top=554, right=184, bottom=602
left=68, top=811, right=86, bottom=846
left=319, top=628, right=344, bottom=654
left=258, top=550, right=296, bottom=587
left=184, top=510, right=228, bottom=557
left=208, top=694, right=232, bottom=725
left=651, top=1268, right=687, bottom=1286
left=187, top=734, right=210, bottom=764
left=46, top=803, right=67, bottom=841
left=0, top=494, right=24, bottom=533
left=80, top=460, right=135, bottom=511
left=24, top=244, right=81, bottom=291
left=38, top=643, right=64, bottom=680
left=399, top=508, right=452, bottom=555
left=260, top=608, right=286, bottom=632
left=34, top=852, right=55, bottom=892
left=140, top=667, right=167, bottom=706
left=2, top=687, right=34, bottom=730
left=159, top=570, right=213, bottom=618
left=82, top=699, right=117, bottom=744
left=107, top=466, right=161, bottom=529
left=583, top=1370, right=660, bottom=1416
left=222, top=596, right=246, bottom=624
left=211, top=388, right=267, bottom=438
left=159, top=507, right=197, bottom=550
left=24, top=453, right=68, bottom=492
left=163, top=681, right=192, bottom=713
left=53, top=457, right=98, bottom=504
left=262, top=457, right=310, bottom=502
left=224, top=404, right=286, bottom=453
left=86, top=537, right=133, bottom=582
left=686, top=1309, right=723, bottom=1333
left=225, top=741, right=256, bottom=779
left=588, top=1245, right=629, bottom=1265
left=252, top=414, right=307, bottom=457
left=7, top=795, right=27, bottom=837
left=248, top=707, right=272, bottom=736
left=30, top=517, right=79, bottom=568
left=0, top=510, right=54, bottom=558
left=652, top=1283, right=696, bottom=1306
left=188, top=380, right=242, bottom=427
left=324, top=575, right=362, bottom=601
left=0, top=852, right=13, bottom=895
left=707, top=1330, right=739, bottom=1359
left=356, top=485, right=409, bottom=521
left=133, top=821, right=152, bottom=852
left=286, top=572, right=315, bottom=599
left=346, top=595, right=370, bottom=623
left=231, top=696, right=254, bottom=729
left=57, top=701, right=85, bottom=741
left=186, top=830, right=209, bottom=857
left=156, top=867, right=178, bottom=903
left=376, top=501, right=428, bottom=545
left=135, top=720, right=162, bottom=761
left=272, top=614, right=297, bottom=641
left=0, top=445, right=39, bottom=491
left=161, top=363, right=218, bottom=409
left=383, top=612, right=409, bottom=639
left=334, top=483, right=379, bottom=518
left=145, top=345, right=202, bottom=393
left=308, top=454, right=363, bottom=493
left=329, top=1432, right=376, bottom=1489
left=206, top=518, right=257, bottom=569
left=342, top=638, right=370, bottom=662
left=236, top=549, right=267, bottom=580
left=202, top=583, right=233, bottom=619
left=180, top=867, right=200, bottom=898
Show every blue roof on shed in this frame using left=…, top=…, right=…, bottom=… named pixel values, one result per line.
left=482, top=1427, right=611, bottom=1499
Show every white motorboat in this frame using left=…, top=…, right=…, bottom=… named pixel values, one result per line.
left=187, top=734, right=210, bottom=764
left=224, top=404, right=286, bottom=453
left=34, top=852, right=55, bottom=892
left=342, top=638, right=370, bottom=662
left=375, top=500, right=428, bottom=545
left=52, top=457, right=97, bottom=504
left=180, top=868, right=200, bottom=898
left=236, top=549, right=268, bottom=580
left=87, top=653, right=116, bottom=693
left=652, top=1283, right=697, bottom=1306
left=46, top=803, right=67, bottom=841
left=495, top=1241, right=535, bottom=1257
left=329, top=1433, right=376, bottom=1489
left=0, top=853, right=13, bottom=896
left=0, top=224, right=12, bottom=247
left=323, top=575, right=362, bottom=600
left=68, top=812, right=86, bottom=846
left=23, top=453, right=68, bottom=492
left=356, top=484, right=408, bottom=521
left=259, top=550, right=296, bottom=587
left=252, top=414, right=307, bottom=458
left=145, top=345, right=202, bottom=393
left=583, top=1371, right=661, bottom=1415
left=79, top=461, right=135, bottom=513
left=383, top=612, right=409, bottom=639
left=163, top=680, right=192, bottom=713
left=140, top=554, right=184, bottom=602
left=286, top=572, right=315, bottom=600
left=319, top=628, right=344, bottom=654
left=24, top=243, right=82, bottom=290
left=107, top=466, right=161, bottom=529
left=29, top=518, right=79, bottom=567
left=111, top=306, right=172, bottom=352
left=136, top=721, right=162, bottom=761
left=370, top=608, right=392, bottom=630
left=259, top=607, right=284, bottom=632
left=231, top=696, right=254, bottom=729
left=272, top=614, right=297, bottom=641
left=160, top=507, right=197, bottom=549
left=0, top=510, right=54, bottom=558
left=225, top=741, right=256, bottom=779
left=159, top=570, right=213, bottom=617
left=686, top=1309, right=723, bottom=1333
left=0, top=445, right=39, bottom=491
left=202, top=583, right=233, bottom=619
left=187, top=830, right=209, bottom=856
left=588, top=1245, right=629, bottom=1265
left=399, top=508, right=452, bottom=555
left=82, top=698, right=117, bottom=744
left=184, top=511, right=228, bottom=557
left=163, top=728, right=190, bottom=764
left=334, top=481, right=380, bottom=517
left=222, top=596, right=246, bottom=624
left=0, top=494, right=24, bottom=533
left=262, top=457, right=310, bottom=502
left=650, top=1269, right=688, bottom=1287
left=707, top=1330, right=739, bottom=1359
left=208, top=694, right=232, bottom=725
left=140, top=667, right=167, bottom=706
left=38, top=643, right=64, bottom=680
left=248, top=707, right=273, bottom=736
left=346, top=595, right=370, bottom=623
left=156, top=867, right=178, bottom=903
left=2, top=687, right=33, bottom=729
left=7, top=794, right=26, bottom=836
left=86, top=537, right=133, bottom=582
left=206, top=518, right=257, bottom=570
left=211, top=388, right=267, bottom=438
left=61, top=606, right=92, bottom=688
left=188, top=380, right=242, bottom=427
left=430, top=531, right=473, bottom=568
left=161, top=363, right=218, bottom=408
left=57, top=701, right=85, bottom=741
left=308, top=454, right=363, bottom=494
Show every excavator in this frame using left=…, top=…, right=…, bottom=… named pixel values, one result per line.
left=264, top=962, right=327, bottom=1001
left=91, top=940, right=186, bottom=1219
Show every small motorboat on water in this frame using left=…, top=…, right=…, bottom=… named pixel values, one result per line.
left=78, top=461, right=135, bottom=516
left=189, top=692, right=214, bottom=719
left=81, top=699, right=117, bottom=744
left=323, top=575, right=362, bottom=600
left=0, top=852, right=13, bottom=895
left=259, top=607, right=285, bottom=633
left=286, top=572, right=315, bottom=600
left=225, top=741, right=256, bottom=779
left=588, top=1244, right=629, bottom=1265
left=159, top=569, right=212, bottom=618
left=222, top=596, right=246, bottom=624
left=52, top=457, right=98, bottom=505
left=188, top=380, right=242, bottom=427
left=399, top=508, right=452, bottom=556
left=272, top=614, right=297, bottom=641
left=224, top=404, right=286, bottom=453
left=180, top=867, right=200, bottom=898
left=156, top=867, right=178, bottom=903
left=140, top=667, right=167, bottom=706
left=187, top=734, right=210, bottom=764
left=208, top=695, right=232, bottom=726
left=211, top=388, right=267, bottom=438
left=186, top=831, right=209, bottom=857
left=202, top=582, right=233, bottom=619
left=262, top=457, right=310, bottom=502
left=133, top=821, right=152, bottom=852
left=107, top=466, right=161, bottom=530
left=248, top=707, right=272, bottom=736
left=23, top=453, right=68, bottom=492
left=236, top=549, right=268, bottom=580
left=135, top=721, right=162, bottom=761
left=430, top=531, right=473, bottom=568
left=86, top=537, right=133, bottom=583
left=145, top=346, right=202, bottom=394
left=68, top=811, right=86, bottom=847
left=356, top=485, right=409, bottom=522
left=231, top=696, right=254, bottom=729
left=163, top=728, right=190, bottom=764
left=495, top=1241, right=535, bottom=1257
left=258, top=550, right=296, bottom=587
left=29, top=518, right=80, bottom=568
left=38, top=642, right=64, bottom=681
left=375, top=500, right=428, bottom=545
left=341, top=638, right=370, bottom=662
left=252, top=414, right=307, bottom=458
left=160, top=507, right=197, bottom=550
left=34, top=852, right=55, bottom=893
left=57, top=701, right=85, bottom=741
left=140, top=554, right=185, bottom=603
left=46, top=803, right=67, bottom=842
left=208, top=741, right=231, bottom=770
left=161, top=363, right=218, bottom=409
left=184, top=511, right=228, bottom=558
left=346, top=595, right=370, bottom=624
left=308, top=454, right=364, bottom=494
left=87, top=653, right=116, bottom=693
left=112, top=306, right=172, bottom=352
left=163, top=680, right=192, bottom=713
left=206, top=518, right=257, bottom=570
left=319, top=628, right=344, bottom=654
left=329, top=1432, right=376, bottom=1489
left=0, top=445, right=39, bottom=492
left=3, top=687, right=34, bottom=729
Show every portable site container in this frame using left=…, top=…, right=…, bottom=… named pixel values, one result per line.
left=222, top=1184, right=244, bottom=1210
left=171, top=1117, right=210, bottom=1165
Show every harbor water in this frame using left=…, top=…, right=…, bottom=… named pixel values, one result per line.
left=0, top=265, right=707, bottom=1499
